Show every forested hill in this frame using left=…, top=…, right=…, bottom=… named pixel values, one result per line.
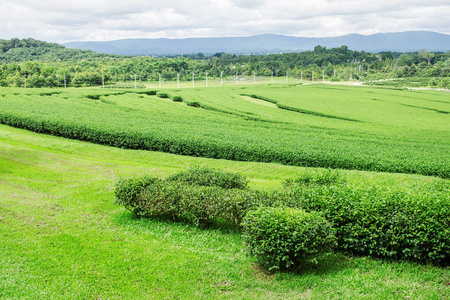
left=0, top=38, right=124, bottom=63
left=0, top=37, right=449, bottom=89
left=64, top=31, right=450, bottom=56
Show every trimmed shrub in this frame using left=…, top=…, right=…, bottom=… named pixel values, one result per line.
left=165, top=165, right=249, bottom=190
left=171, top=95, right=183, bottom=102
left=115, top=175, right=161, bottom=214
left=243, top=207, right=336, bottom=271
left=156, top=92, right=169, bottom=98
left=186, top=101, right=201, bottom=107
left=133, top=181, right=271, bottom=227
left=138, top=90, right=157, bottom=96
left=86, top=94, right=101, bottom=100
left=114, top=167, right=267, bottom=227
left=285, top=169, right=346, bottom=186
left=287, top=183, right=450, bottom=265
left=114, top=168, right=450, bottom=266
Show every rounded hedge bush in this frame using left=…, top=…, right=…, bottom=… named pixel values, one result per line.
left=165, top=165, right=249, bottom=190
left=114, top=175, right=161, bottom=214
left=243, top=207, right=336, bottom=271
left=156, top=92, right=169, bottom=98
left=171, top=95, right=183, bottom=102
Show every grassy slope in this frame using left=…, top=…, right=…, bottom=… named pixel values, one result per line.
left=1, top=124, right=449, bottom=299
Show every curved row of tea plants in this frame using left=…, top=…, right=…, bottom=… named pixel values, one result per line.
left=0, top=85, right=448, bottom=178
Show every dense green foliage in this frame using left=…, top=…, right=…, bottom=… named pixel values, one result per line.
left=156, top=92, right=169, bottom=98
left=115, top=173, right=269, bottom=227
left=0, top=38, right=123, bottom=63
left=284, top=169, right=346, bottom=186
left=0, top=38, right=448, bottom=88
left=116, top=167, right=450, bottom=266
left=166, top=165, right=249, bottom=189
left=284, top=175, right=450, bottom=265
left=0, top=85, right=448, bottom=178
left=114, top=175, right=162, bottom=214
left=171, top=95, right=183, bottom=102
left=242, top=207, right=336, bottom=271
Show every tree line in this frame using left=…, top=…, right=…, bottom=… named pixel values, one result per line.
left=0, top=38, right=449, bottom=88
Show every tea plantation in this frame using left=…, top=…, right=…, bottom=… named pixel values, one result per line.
left=0, top=84, right=448, bottom=178
left=1, top=81, right=449, bottom=298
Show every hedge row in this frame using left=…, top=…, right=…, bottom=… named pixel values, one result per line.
left=156, top=92, right=169, bottom=98
left=285, top=179, right=450, bottom=265
left=165, top=166, right=249, bottom=189
left=115, top=168, right=450, bottom=266
left=115, top=168, right=271, bottom=227
left=242, top=94, right=361, bottom=122
left=171, top=95, right=183, bottom=102
left=0, top=109, right=448, bottom=179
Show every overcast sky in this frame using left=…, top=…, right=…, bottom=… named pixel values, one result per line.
left=1, top=0, right=449, bottom=43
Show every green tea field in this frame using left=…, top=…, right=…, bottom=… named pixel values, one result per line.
left=0, top=84, right=449, bottom=178
left=1, top=83, right=449, bottom=299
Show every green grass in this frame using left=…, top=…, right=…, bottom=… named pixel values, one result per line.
left=0, top=84, right=449, bottom=178
left=1, top=124, right=449, bottom=299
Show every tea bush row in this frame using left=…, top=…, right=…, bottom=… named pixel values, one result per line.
left=115, top=168, right=271, bottom=227
left=1, top=88, right=448, bottom=179
left=1, top=109, right=448, bottom=179
left=115, top=167, right=450, bottom=266
left=165, top=165, right=249, bottom=189
left=171, top=95, right=183, bottom=102
left=242, top=94, right=361, bottom=122
left=156, top=92, right=169, bottom=98
left=285, top=178, right=450, bottom=265
left=115, top=167, right=336, bottom=270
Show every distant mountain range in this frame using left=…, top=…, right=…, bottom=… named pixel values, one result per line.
left=63, top=31, right=450, bottom=56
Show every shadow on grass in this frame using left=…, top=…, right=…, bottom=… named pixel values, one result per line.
left=248, top=253, right=352, bottom=280
left=111, top=210, right=241, bottom=237
left=111, top=210, right=351, bottom=277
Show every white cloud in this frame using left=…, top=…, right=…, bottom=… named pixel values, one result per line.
left=0, top=0, right=448, bottom=42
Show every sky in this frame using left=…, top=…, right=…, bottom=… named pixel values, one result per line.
left=1, top=0, right=449, bottom=43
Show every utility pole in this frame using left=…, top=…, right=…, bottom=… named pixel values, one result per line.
left=158, top=73, right=161, bottom=89
left=322, top=70, right=325, bottom=82
left=220, top=71, right=223, bottom=86
left=177, top=72, right=180, bottom=88
left=253, top=71, right=256, bottom=84
left=192, top=72, right=195, bottom=88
